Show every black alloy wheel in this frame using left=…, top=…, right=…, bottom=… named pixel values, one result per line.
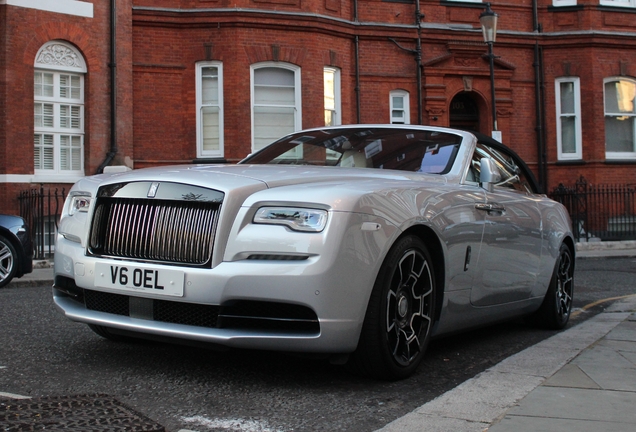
left=533, top=243, right=574, bottom=330
left=350, top=235, right=435, bottom=380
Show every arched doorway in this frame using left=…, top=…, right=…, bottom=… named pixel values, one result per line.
left=449, top=92, right=480, bottom=133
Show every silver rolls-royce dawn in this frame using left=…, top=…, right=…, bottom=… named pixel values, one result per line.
left=53, top=125, right=574, bottom=380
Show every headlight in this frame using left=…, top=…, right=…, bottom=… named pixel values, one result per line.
left=68, top=192, right=92, bottom=216
left=253, top=207, right=328, bottom=232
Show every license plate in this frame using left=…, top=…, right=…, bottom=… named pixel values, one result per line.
left=94, top=262, right=184, bottom=297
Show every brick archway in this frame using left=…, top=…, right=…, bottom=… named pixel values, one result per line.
left=423, top=42, right=515, bottom=132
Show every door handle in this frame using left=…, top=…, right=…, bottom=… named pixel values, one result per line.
left=475, top=203, right=506, bottom=213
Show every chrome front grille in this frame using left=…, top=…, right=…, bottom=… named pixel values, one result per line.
left=89, top=197, right=221, bottom=266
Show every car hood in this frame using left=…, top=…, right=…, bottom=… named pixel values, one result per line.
left=71, top=164, right=453, bottom=228
left=85, top=164, right=447, bottom=192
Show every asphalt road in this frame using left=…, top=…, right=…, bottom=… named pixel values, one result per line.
left=1, top=256, right=634, bottom=432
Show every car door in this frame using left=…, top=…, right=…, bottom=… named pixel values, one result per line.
left=437, top=185, right=488, bottom=294
left=469, top=143, right=544, bottom=306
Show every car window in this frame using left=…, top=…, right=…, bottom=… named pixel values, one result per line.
left=469, top=143, right=534, bottom=193
left=417, top=143, right=459, bottom=174
left=241, top=127, right=463, bottom=174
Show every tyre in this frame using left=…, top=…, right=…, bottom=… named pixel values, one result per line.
left=532, top=243, right=574, bottom=330
left=349, top=235, right=436, bottom=380
left=0, top=235, right=18, bottom=288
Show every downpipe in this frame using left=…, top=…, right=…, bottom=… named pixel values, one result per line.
left=98, top=0, right=118, bottom=174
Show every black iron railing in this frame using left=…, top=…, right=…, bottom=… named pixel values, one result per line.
left=550, top=176, right=636, bottom=241
left=18, top=185, right=67, bottom=259
left=15, top=178, right=636, bottom=255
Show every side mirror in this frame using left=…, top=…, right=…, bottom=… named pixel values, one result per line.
left=480, top=158, right=502, bottom=192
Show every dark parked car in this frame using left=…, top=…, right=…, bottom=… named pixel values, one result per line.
left=0, top=214, right=33, bottom=288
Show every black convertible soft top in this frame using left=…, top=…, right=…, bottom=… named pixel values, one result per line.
left=471, top=131, right=541, bottom=194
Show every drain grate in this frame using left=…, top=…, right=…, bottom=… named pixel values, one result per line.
left=0, top=394, right=165, bottom=431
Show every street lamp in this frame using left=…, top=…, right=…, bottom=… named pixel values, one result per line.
left=480, top=3, right=498, bottom=134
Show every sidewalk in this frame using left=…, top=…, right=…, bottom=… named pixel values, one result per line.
left=575, top=239, right=636, bottom=259
left=488, top=301, right=636, bottom=431
left=7, top=259, right=55, bottom=288
left=377, top=295, right=636, bottom=432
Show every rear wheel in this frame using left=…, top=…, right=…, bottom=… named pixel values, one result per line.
left=0, top=235, right=18, bottom=288
left=349, top=235, right=435, bottom=380
left=532, top=244, right=574, bottom=330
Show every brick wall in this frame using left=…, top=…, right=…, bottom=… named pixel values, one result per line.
left=3, top=0, right=636, bottom=210
left=0, top=1, right=134, bottom=214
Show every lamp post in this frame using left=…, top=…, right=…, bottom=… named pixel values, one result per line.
left=480, top=3, right=499, bottom=134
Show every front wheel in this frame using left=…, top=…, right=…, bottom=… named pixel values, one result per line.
left=0, top=235, right=18, bottom=288
left=532, top=243, right=574, bottom=330
left=348, top=235, right=436, bottom=380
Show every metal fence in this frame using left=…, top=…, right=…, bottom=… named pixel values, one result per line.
left=550, top=176, right=636, bottom=242
left=18, top=185, right=67, bottom=260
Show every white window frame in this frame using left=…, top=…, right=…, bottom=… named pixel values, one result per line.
left=604, top=77, right=636, bottom=159
left=250, top=62, right=302, bottom=153
left=0, top=0, right=93, bottom=17
left=553, top=0, right=577, bottom=6
left=196, top=61, right=224, bottom=158
left=555, top=77, right=582, bottom=160
left=600, top=0, right=635, bottom=8
left=34, top=41, right=86, bottom=179
left=324, top=67, right=341, bottom=126
left=390, top=90, right=410, bottom=125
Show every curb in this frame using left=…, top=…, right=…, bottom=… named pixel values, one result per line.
left=575, top=240, right=636, bottom=251
left=7, top=278, right=54, bottom=289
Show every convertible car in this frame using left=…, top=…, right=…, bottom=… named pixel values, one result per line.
left=53, top=125, right=574, bottom=379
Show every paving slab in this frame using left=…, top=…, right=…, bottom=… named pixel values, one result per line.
left=570, top=345, right=636, bottom=392
left=541, top=364, right=600, bottom=389
left=605, top=321, right=636, bottom=342
left=500, top=386, right=636, bottom=424
left=489, top=415, right=635, bottom=432
left=414, top=371, right=545, bottom=423
left=376, top=414, right=489, bottom=432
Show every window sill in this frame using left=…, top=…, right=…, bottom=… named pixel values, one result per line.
left=598, top=5, right=636, bottom=12
left=33, top=173, right=85, bottom=183
left=0, top=173, right=84, bottom=184
left=440, top=1, right=485, bottom=8
left=193, top=157, right=229, bottom=164
left=556, top=159, right=586, bottom=165
left=547, top=5, right=585, bottom=12
left=605, top=158, right=636, bottom=164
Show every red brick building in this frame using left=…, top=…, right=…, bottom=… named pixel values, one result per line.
left=2, top=0, right=636, bottom=217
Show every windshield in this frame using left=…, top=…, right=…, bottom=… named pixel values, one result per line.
left=241, top=127, right=463, bottom=174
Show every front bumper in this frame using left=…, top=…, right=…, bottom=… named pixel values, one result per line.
left=53, top=219, right=390, bottom=353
